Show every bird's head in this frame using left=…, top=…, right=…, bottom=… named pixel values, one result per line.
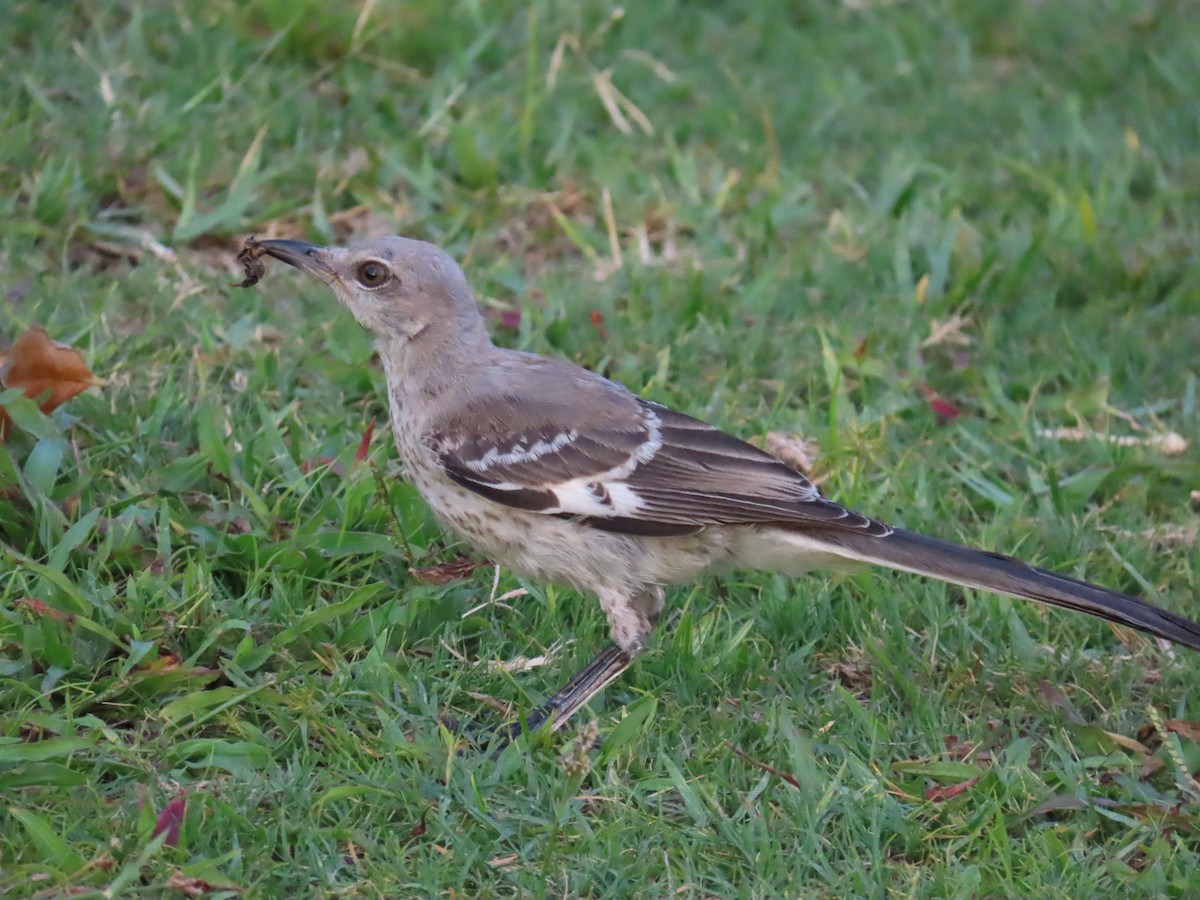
left=255, top=236, right=486, bottom=344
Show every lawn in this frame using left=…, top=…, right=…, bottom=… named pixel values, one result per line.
left=2, top=0, right=1199, bottom=896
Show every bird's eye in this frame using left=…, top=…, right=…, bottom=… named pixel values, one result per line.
left=355, top=260, right=390, bottom=288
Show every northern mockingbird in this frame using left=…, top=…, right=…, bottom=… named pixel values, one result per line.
left=248, top=235, right=1200, bottom=741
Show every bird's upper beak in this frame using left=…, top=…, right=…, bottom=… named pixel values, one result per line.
left=255, top=239, right=336, bottom=278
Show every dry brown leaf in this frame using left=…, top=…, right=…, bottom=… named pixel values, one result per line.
left=403, top=810, right=428, bottom=843
left=922, top=314, right=973, bottom=349
left=464, top=691, right=512, bottom=715
left=1028, top=794, right=1089, bottom=817
left=0, top=325, right=102, bottom=438
left=411, top=557, right=490, bottom=585
left=1164, top=719, right=1200, bottom=743
left=164, top=868, right=237, bottom=896
left=1103, top=730, right=1154, bottom=755
left=138, top=652, right=184, bottom=674
left=724, top=740, right=803, bottom=789
left=816, top=650, right=872, bottom=699
left=764, top=431, right=819, bottom=474
left=1140, top=755, right=1166, bottom=779
left=925, top=777, right=981, bottom=802
left=943, top=735, right=992, bottom=764
left=14, top=597, right=75, bottom=626
left=487, top=652, right=555, bottom=674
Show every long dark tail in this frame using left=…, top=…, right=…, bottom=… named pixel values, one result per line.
left=827, top=527, right=1200, bottom=651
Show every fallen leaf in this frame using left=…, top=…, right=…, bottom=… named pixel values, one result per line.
left=1140, top=755, right=1166, bottom=779
left=724, top=740, right=802, bottom=789
left=0, top=325, right=102, bottom=438
left=1103, top=730, right=1154, bottom=755
left=487, top=653, right=555, bottom=674
left=81, top=852, right=116, bottom=873
left=464, top=691, right=512, bottom=715
left=165, top=869, right=238, bottom=897
left=1038, top=679, right=1083, bottom=724
left=925, top=777, right=980, bottom=802
left=403, top=810, right=428, bottom=843
left=917, top=383, right=961, bottom=424
left=764, top=431, right=819, bottom=475
left=152, top=794, right=186, bottom=847
left=1122, top=802, right=1196, bottom=827
left=138, top=652, right=183, bottom=674
left=355, top=419, right=375, bottom=465
left=927, top=396, right=960, bottom=422
left=1028, top=794, right=1089, bottom=817
left=922, top=314, right=972, bottom=349
left=815, top=651, right=872, bottom=698
left=14, top=597, right=75, bottom=627
left=942, top=735, right=992, bottom=763
left=411, top=557, right=489, bottom=585
left=1164, top=720, right=1200, bottom=743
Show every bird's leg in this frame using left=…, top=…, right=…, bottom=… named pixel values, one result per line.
left=484, top=642, right=634, bottom=745
left=472, top=587, right=662, bottom=749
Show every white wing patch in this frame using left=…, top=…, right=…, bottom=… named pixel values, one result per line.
left=453, top=407, right=664, bottom=522
left=463, top=429, right=581, bottom=472
left=544, top=479, right=647, bottom=518
left=535, top=409, right=661, bottom=518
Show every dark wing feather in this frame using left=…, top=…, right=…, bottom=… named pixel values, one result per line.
left=428, top=365, right=890, bottom=537
left=629, top=405, right=888, bottom=534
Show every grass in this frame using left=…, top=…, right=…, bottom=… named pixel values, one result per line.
left=2, top=0, right=1200, bottom=896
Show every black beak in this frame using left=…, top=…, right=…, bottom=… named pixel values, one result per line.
left=255, top=239, right=334, bottom=276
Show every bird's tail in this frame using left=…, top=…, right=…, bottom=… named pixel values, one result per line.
left=818, top=527, right=1200, bottom=651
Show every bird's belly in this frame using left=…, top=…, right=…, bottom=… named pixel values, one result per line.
left=726, top=527, right=869, bottom=577
left=407, top=462, right=729, bottom=594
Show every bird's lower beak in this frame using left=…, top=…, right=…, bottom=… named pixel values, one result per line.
left=255, top=239, right=335, bottom=277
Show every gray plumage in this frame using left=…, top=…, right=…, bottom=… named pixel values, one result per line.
left=254, top=236, right=1200, bottom=677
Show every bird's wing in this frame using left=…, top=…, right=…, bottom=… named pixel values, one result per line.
left=426, top=366, right=890, bottom=538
